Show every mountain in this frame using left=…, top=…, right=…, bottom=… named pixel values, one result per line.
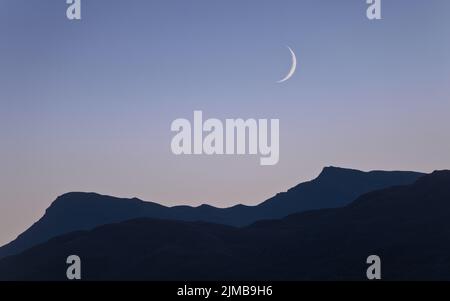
left=0, top=167, right=423, bottom=259
left=0, top=170, right=448, bottom=281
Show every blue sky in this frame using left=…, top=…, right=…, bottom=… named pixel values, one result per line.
left=0, top=0, right=449, bottom=245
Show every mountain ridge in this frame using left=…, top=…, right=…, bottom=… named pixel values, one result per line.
left=0, top=170, right=448, bottom=280
left=0, top=166, right=424, bottom=259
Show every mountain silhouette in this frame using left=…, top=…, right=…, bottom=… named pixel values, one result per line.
left=0, top=167, right=423, bottom=259
left=0, top=170, right=448, bottom=281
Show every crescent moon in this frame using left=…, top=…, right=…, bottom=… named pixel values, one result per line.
left=277, top=46, right=297, bottom=83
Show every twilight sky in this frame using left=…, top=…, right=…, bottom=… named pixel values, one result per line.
left=1, top=0, right=449, bottom=246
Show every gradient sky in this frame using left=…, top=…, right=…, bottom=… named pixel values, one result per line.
left=1, top=0, right=449, bottom=246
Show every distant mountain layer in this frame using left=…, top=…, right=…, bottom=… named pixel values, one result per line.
left=0, top=167, right=423, bottom=259
left=0, top=170, right=449, bottom=281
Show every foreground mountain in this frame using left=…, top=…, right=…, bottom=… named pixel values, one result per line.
left=0, top=167, right=423, bottom=259
left=0, top=170, right=448, bottom=281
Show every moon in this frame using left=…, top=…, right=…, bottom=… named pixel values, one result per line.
left=277, top=46, right=297, bottom=83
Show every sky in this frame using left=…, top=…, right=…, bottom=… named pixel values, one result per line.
left=0, top=0, right=449, bottom=246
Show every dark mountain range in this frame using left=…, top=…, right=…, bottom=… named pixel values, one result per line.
left=0, top=170, right=448, bottom=281
left=0, top=167, right=423, bottom=259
